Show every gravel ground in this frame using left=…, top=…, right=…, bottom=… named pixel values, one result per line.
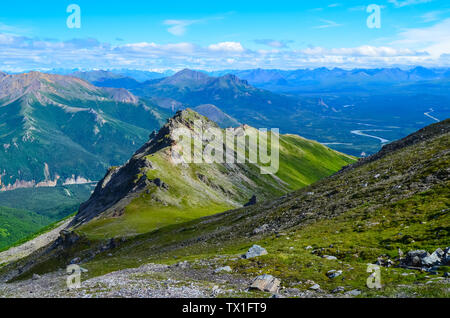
left=0, top=262, right=250, bottom=298
left=0, top=260, right=337, bottom=298
left=1, top=260, right=448, bottom=298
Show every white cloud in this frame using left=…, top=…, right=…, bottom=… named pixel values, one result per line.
left=388, top=0, right=432, bottom=8
left=313, top=19, right=342, bottom=29
left=1, top=22, right=450, bottom=72
left=301, top=45, right=425, bottom=57
left=164, top=20, right=197, bottom=36
left=208, top=42, right=244, bottom=53
left=122, top=42, right=196, bottom=54
left=254, top=39, right=292, bottom=48
left=163, top=16, right=224, bottom=36
left=420, top=10, right=450, bottom=22
left=393, top=18, right=450, bottom=58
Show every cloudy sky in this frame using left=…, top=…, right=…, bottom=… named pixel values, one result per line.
left=0, top=0, right=449, bottom=71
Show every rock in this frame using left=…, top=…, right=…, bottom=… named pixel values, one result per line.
left=309, top=284, right=321, bottom=290
left=422, top=248, right=444, bottom=267
left=175, top=261, right=189, bottom=269
left=244, top=195, right=257, bottom=207
left=305, top=246, right=313, bottom=250
left=270, top=294, right=284, bottom=298
left=250, top=275, right=280, bottom=293
left=152, top=178, right=169, bottom=190
left=403, top=250, right=429, bottom=267
left=326, top=270, right=343, bottom=279
left=243, top=245, right=268, bottom=259
left=214, top=266, right=232, bottom=273
left=59, top=230, right=81, bottom=247
left=332, top=286, right=345, bottom=293
left=70, top=257, right=81, bottom=265
left=212, top=286, right=221, bottom=295
left=32, top=274, right=41, bottom=280
left=253, top=224, right=269, bottom=235
left=346, top=289, right=361, bottom=296
left=376, top=256, right=394, bottom=267
left=444, top=272, right=449, bottom=278
left=444, top=247, right=450, bottom=264
left=323, top=255, right=337, bottom=260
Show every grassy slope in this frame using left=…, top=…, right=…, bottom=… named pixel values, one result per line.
left=0, top=184, right=94, bottom=219
left=0, top=206, right=51, bottom=250
left=60, top=124, right=449, bottom=298
left=0, top=185, right=94, bottom=251
left=78, top=126, right=354, bottom=240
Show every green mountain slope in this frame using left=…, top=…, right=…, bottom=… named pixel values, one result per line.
left=3, top=119, right=447, bottom=298
left=81, top=118, right=445, bottom=297
left=71, top=109, right=354, bottom=239
left=0, top=206, right=50, bottom=250
left=0, top=72, right=170, bottom=191
left=0, top=184, right=95, bottom=251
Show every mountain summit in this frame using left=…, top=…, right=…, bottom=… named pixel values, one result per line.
left=70, top=109, right=354, bottom=237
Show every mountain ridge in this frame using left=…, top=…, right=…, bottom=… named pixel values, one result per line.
left=69, top=108, right=354, bottom=235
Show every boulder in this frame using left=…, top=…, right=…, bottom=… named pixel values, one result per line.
left=243, top=245, right=268, bottom=259
left=214, top=266, right=232, bottom=273
left=403, top=250, right=429, bottom=267
left=444, top=247, right=450, bottom=264
left=253, top=224, right=269, bottom=235
left=346, top=289, right=362, bottom=296
left=250, top=275, right=280, bottom=293
left=331, top=286, right=345, bottom=293
left=422, top=248, right=444, bottom=267
left=244, top=195, right=257, bottom=207
left=323, top=255, right=337, bottom=260
left=309, top=284, right=321, bottom=290
left=326, top=270, right=343, bottom=279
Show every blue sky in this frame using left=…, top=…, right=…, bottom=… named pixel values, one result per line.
left=1, top=0, right=449, bottom=71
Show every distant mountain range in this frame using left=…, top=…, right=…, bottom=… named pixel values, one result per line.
left=47, top=69, right=174, bottom=82
left=3, top=67, right=449, bottom=159
left=57, top=66, right=450, bottom=93
left=208, top=67, right=450, bottom=93
left=62, top=68, right=450, bottom=156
